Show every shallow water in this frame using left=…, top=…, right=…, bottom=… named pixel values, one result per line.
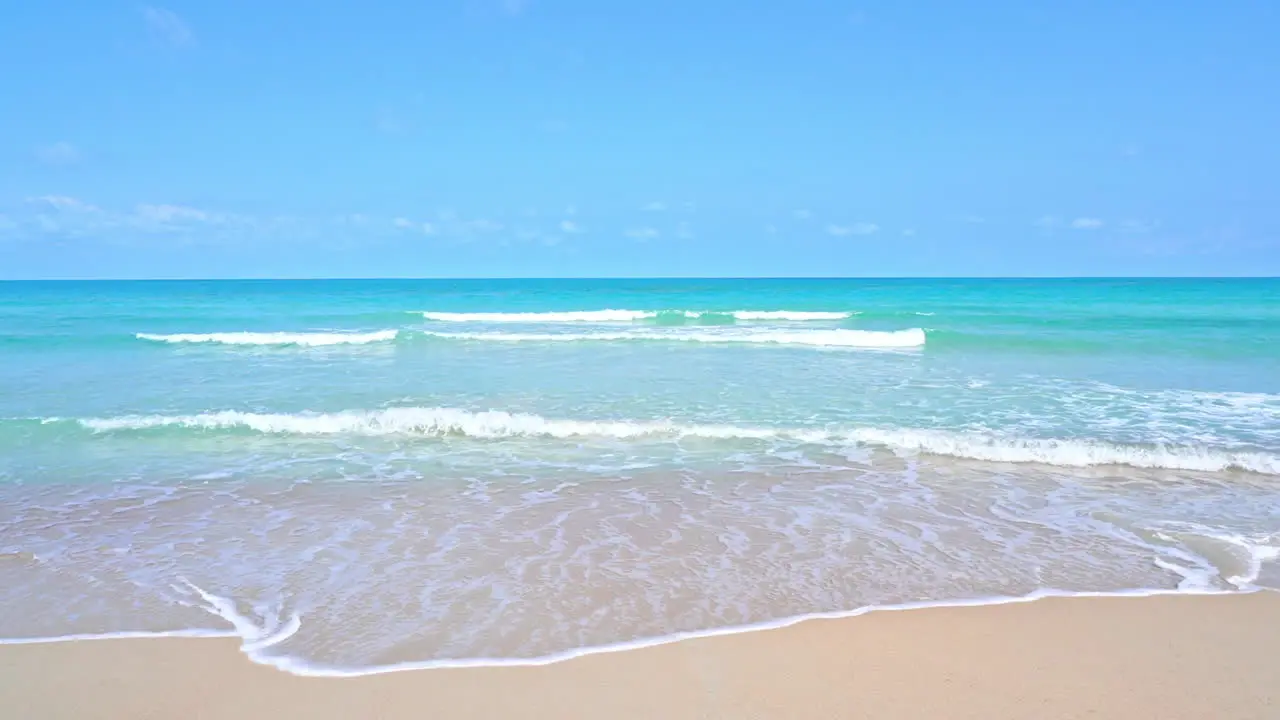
left=2, top=278, right=1278, bottom=672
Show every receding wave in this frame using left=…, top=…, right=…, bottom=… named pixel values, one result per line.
left=135, top=331, right=399, bottom=346
left=423, top=328, right=926, bottom=348
left=420, top=310, right=854, bottom=322
left=70, top=408, right=1279, bottom=474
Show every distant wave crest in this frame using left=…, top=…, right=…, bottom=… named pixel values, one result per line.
left=135, top=331, right=399, bottom=346
left=423, top=328, right=926, bottom=348
left=420, top=310, right=854, bottom=322
left=72, top=407, right=1279, bottom=474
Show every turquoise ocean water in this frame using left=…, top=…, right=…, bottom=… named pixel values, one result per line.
left=2, top=278, right=1279, bottom=673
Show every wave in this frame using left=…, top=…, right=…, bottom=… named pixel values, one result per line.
left=420, top=310, right=854, bottom=322
left=423, top=328, right=926, bottom=348
left=130, top=327, right=917, bottom=348
left=135, top=331, right=399, bottom=346
left=70, top=407, right=1279, bottom=474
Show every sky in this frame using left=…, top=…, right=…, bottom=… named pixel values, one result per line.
left=1, top=1, right=1278, bottom=279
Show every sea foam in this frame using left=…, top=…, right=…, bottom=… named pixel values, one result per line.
left=423, top=327, right=926, bottom=348
left=72, top=407, right=1279, bottom=473
left=420, top=310, right=854, bottom=322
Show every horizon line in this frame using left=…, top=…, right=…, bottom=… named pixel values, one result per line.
left=1, top=275, right=1278, bottom=283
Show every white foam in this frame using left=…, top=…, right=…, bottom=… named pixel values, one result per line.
left=136, top=331, right=399, bottom=346
left=72, top=408, right=1280, bottom=474
left=724, top=311, right=853, bottom=321
left=21, top=586, right=1235, bottom=677
left=847, top=428, right=1280, bottom=474
left=419, top=310, right=854, bottom=322
left=76, top=408, right=795, bottom=440
left=422, top=310, right=656, bottom=322
left=3, top=584, right=1250, bottom=678
left=424, top=327, right=926, bottom=348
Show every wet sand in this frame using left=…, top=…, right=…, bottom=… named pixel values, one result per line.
left=2, top=592, right=1277, bottom=719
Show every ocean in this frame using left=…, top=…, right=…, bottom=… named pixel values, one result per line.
left=1, top=278, right=1278, bottom=674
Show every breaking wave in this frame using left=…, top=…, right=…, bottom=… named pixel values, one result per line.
left=420, top=310, right=854, bottom=322
left=135, top=331, right=400, bottom=346
left=70, top=407, right=1279, bottom=474
left=422, top=328, right=926, bottom=348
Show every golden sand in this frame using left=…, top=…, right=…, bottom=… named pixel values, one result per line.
left=2, top=593, right=1277, bottom=719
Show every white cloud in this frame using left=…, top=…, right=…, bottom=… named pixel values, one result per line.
left=1118, top=219, right=1158, bottom=234
left=467, top=219, right=504, bottom=233
left=26, top=195, right=100, bottom=213
left=1034, top=215, right=1061, bottom=229
left=392, top=217, right=415, bottom=229
left=135, top=203, right=211, bottom=224
left=902, top=228, right=916, bottom=237
left=826, top=222, right=879, bottom=236
left=129, top=203, right=245, bottom=234
left=792, top=209, right=812, bottom=221
left=1071, top=217, right=1104, bottom=230
left=564, top=204, right=577, bottom=216
left=559, top=220, right=582, bottom=233
left=421, top=222, right=437, bottom=235
left=626, top=227, right=659, bottom=240
left=35, top=141, right=79, bottom=166
left=143, top=7, right=194, bottom=47
left=674, top=221, right=694, bottom=239
left=642, top=201, right=666, bottom=212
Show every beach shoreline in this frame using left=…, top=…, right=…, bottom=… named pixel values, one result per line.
left=3, top=592, right=1277, bottom=719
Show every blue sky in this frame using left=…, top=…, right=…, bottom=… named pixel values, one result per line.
left=2, top=1, right=1278, bottom=278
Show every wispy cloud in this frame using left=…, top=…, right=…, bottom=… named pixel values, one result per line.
left=1118, top=219, right=1158, bottom=234
left=27, top=195, right=100, bottom=213
left=642, top=201, right=666, bottom=212
left=35, top=142, right=79, bottom=166
left=826, top=222, right=879, bottom=236
left=1034, top=215, right=1061, bottom=229
left=1071, top=217, right=1104, bottom=230
left=764, top=224, right=778, bottom=234
left=626, top=227, right=659, bottom=240
left=142, top=7, right=194, bottom=47
left=792, top=209, right=812, bottom=221
left=5, top=198, right=584, bottom=247
left=13, top=197, right=253, bottom=240
left=674, top=221, right=694, bottom=240
left=135, top=203, right=213, bottom=224
left=902, top=228, right=916, bottom=237
left=389, top=217, right=440, bottom=235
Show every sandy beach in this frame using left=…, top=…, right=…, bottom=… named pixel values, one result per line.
left=1, top=592, right=1276, bottom=719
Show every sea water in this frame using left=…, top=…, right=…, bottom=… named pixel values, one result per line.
left=1, top=278, right=1278, bottom=673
